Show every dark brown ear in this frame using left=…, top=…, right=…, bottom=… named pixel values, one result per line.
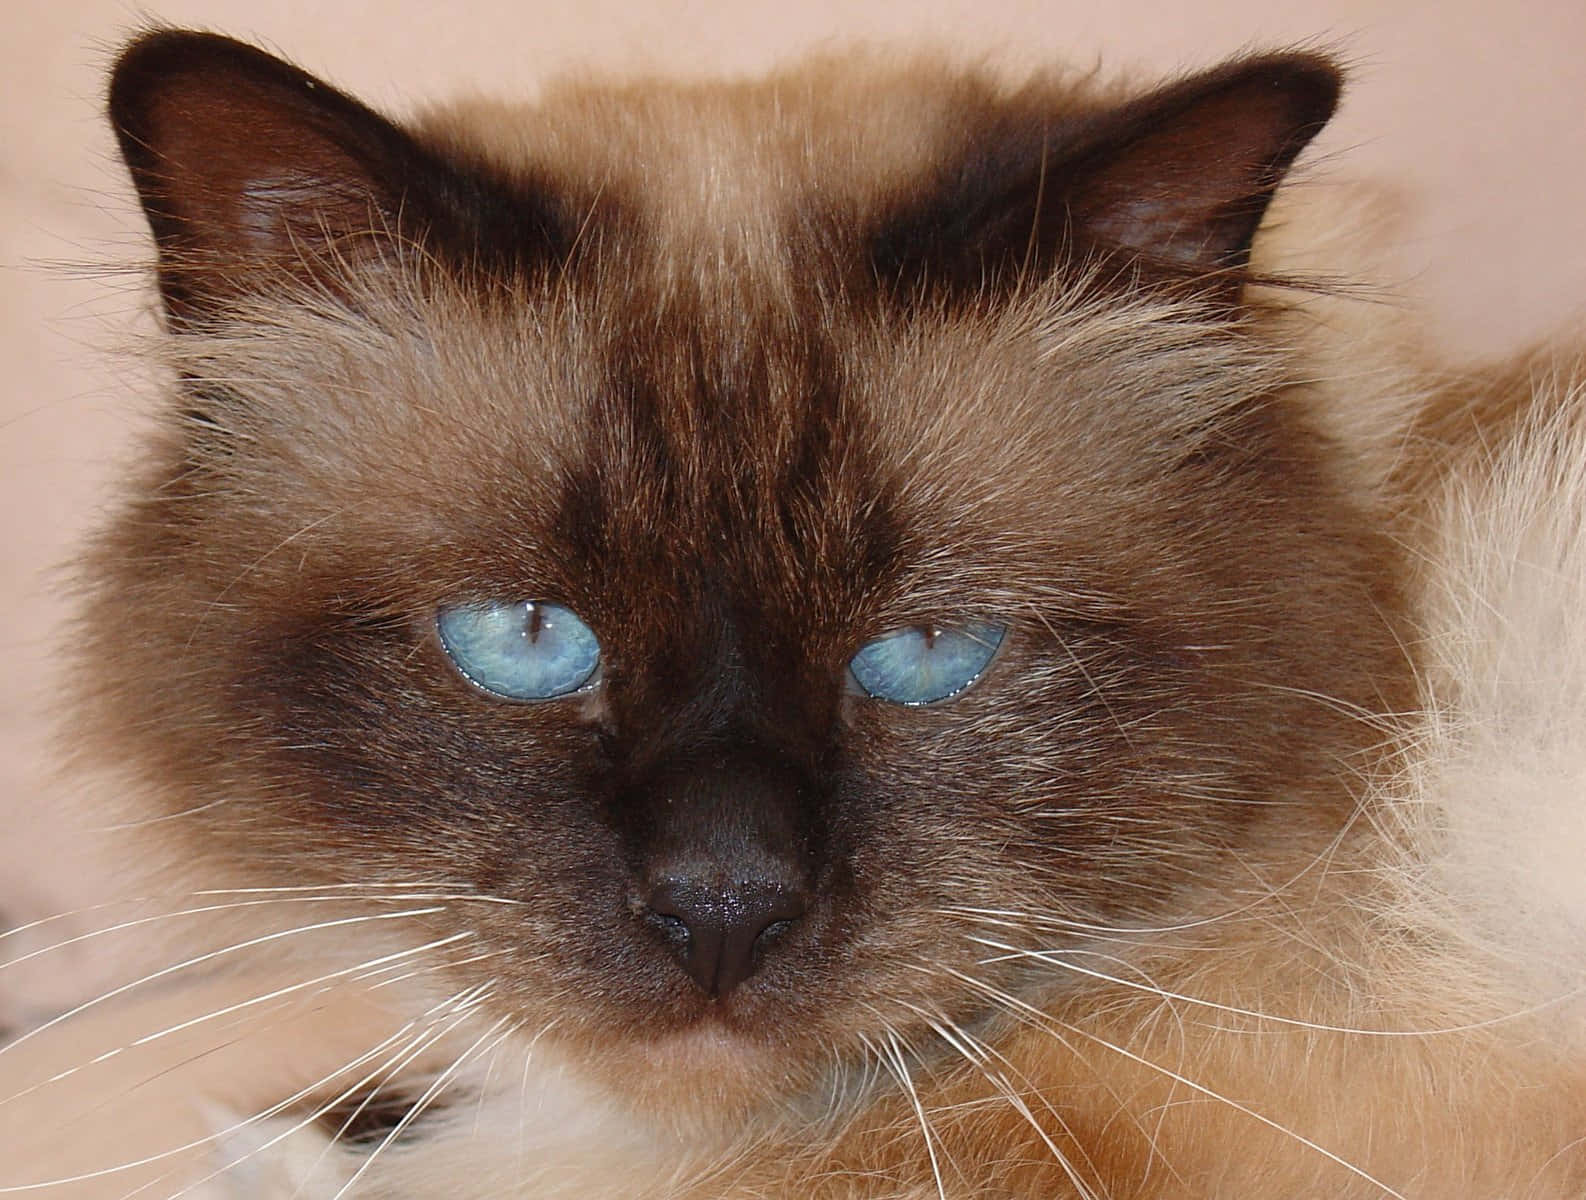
left=109, top=31, right=427, bottom=319
left=872, top=53, right=1341, bottom=302
left=109, top=30, right=567, bottom=322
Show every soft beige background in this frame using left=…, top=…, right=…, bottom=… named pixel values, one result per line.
left=3, top=0, right=1584, bottom=1014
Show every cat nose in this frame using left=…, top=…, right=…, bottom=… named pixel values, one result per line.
left=644, top=879, right=808, bottom=998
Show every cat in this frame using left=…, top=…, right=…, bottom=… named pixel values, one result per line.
left=6, top=26, right=1586, bottom=1199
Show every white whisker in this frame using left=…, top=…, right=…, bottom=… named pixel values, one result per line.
left=944, top=966, right=1408, bottom=1199
left=284, top=994, right=505, bottom=1192
left=327, top=1010, right=515, bottom=1200
left=860, top=1023, right=946, bottom=1200
left=898, top=997, right=1107, bottom=1200
left=962, top=931, right=1584, bottom=1038
left=0, top=907, right=452, bottom=1071
left=0, top=891, right=513, bottom=973
left=168, top=988, right=495, bottom=1198
left=1, top=931, right=473, bottom=1111
left=0, top=984, right=483, bottom=1193
left=361, top=946, right=507, bottom=990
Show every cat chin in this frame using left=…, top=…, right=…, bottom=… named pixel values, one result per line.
left=549, top=1020, right=838, bottom=1133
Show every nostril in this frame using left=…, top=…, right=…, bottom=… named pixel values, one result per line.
left=646, top=908, right=690, bottom=957
left=644, top=880, right=808, bottom=998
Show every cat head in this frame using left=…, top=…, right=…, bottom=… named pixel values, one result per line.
left=88, top=31, right=1404, bottom=1121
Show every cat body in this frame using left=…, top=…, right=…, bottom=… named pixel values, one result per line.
left=6, top=30, right=1586, bottom=1198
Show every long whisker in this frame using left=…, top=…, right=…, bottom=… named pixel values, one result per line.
left=860, top=1023, right=947, bottom=1200
left=1, top=931, right=477, bottom=1110
left=183, top=510, right=347, bottom=654
left=0, top=982, right=484, bottom=1194
left=0, top=884, right=461, bottom=948
left=0, top=906, right=452, bottom=1068
left=962, top=931, right=1585, bottom=1037
left=1028, top=605, right=1139, bottom=755
left=897, top=998, right=1106, bottom=1200
left=281, top=984, right=505, bottom=1194
left=175, top=994, right=485, bottom=1197
left=167, top=985, right=498, bottom=1199
left=938, top=903, right=1271, bottom=940
left=327, top=1009, right=516, bottom=1200
left=510, top=1017, right=562, bottom=1177
left=0, top=890, right=515, bottom=972
left=183, top=882, right=522, bottom=903
left=944, top=966, right=1408, bottom=1200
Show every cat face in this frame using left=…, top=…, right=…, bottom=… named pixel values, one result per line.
left=86, top=32, right=1406, bottom=1119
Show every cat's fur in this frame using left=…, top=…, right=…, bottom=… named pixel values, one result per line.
left=6, top=28, right=1586, bottom=1199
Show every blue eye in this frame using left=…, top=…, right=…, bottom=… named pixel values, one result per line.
left=849, top=621, right=1005, bottom=706
left=437, top=601, right=600, bottom=701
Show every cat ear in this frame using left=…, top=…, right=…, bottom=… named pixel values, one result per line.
left=873, top=53, right=1341, bottom=301
left=111, top=31, right=472, bottom=321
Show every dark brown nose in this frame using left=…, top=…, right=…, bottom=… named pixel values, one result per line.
left=645, top=879, right=808, bottom=997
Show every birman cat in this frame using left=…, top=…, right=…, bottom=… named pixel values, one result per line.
left=5, top=29, right=1586, bottom=1199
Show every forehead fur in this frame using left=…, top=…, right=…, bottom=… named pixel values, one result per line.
left=157, top=266, right=1284, bottom=646
left=417, top=59, right=1113, bottom=287
left=149, top=55, right=1294, bottom=610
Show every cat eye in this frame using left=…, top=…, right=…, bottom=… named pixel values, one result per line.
left=436, top=601, right=600, bottom=701
left=848, top=621, right=1006, bottom=706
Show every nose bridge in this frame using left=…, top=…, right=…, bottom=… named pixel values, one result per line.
left=607, top=565, right=835, bottom=997
left=643, top=570, right=816, bottom=761
left=641, top=746, right=812, bottom=879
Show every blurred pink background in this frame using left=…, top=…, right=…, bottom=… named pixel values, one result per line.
left=3, top=0, right=1584, bottom=1010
